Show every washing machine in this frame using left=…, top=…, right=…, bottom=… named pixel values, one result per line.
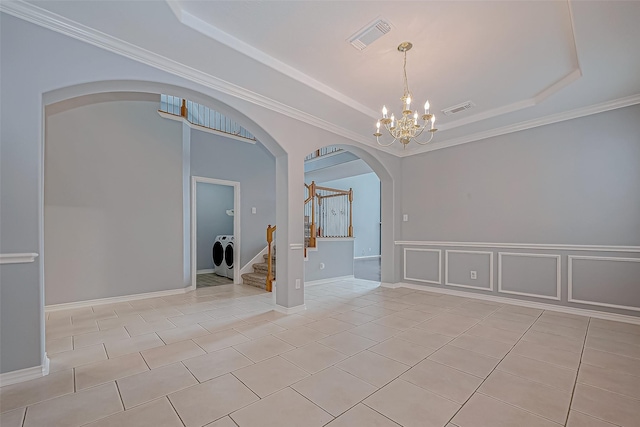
left=212, top=235, right=228, bottom=277
left=223, top=235, right=235, bottom=280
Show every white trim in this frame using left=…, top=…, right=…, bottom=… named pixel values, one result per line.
left=239, top=245, right=269, bottom=277
left=395, top=241, right=640, bottom=253
left=42, top=353, right=50, bottom=376
left=315, top=237, right=355, bottom=242
left=0, top=364, right=45, bottom=387
left=403, top=248, right=442, bottom=285
left=290, top=243, right=304, bottom=251
left=354, top=255, right=381, bottom=260
left=45, top=287, right=190, bottom=312
left=498, top=252, right=561, bottom=301
left=196, top=269, right=215, bottom=275
left=384, top=282, right=640, bottom=326
left=274, top=304, right=307, bottom=315
left=157, top=111, right=257, bottom=144
left=191, top=176, right=241, bottom=290
left=445, top=250, right=494, bottom=292
left=0, top=253, right=39, bottom=264
left=568, top=255, right=640, bottom=312
left=305, top=275, right=355, bottom=287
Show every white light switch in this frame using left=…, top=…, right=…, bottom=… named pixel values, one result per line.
left=470, top=271, right=477, bottom=280
left=403, top=214, right=409, bottom=222
left=251, top=207, right=257, bottom=214
left=295, top=279, right=301, bottom=289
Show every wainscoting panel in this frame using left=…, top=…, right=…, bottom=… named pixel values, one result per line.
left=498, top=252, right=561, bottom=300
left=403, top=248, right=441, bottom=284
left=569, top=256, right=640, bottom=311
left=445, top=250, right=493, bottom=291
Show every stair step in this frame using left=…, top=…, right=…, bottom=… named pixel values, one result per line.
left=242, top=272, right=268, bottom=290
left=252, top=262, right=274, bottom=275
left=263, top=254, right=277, bottom=261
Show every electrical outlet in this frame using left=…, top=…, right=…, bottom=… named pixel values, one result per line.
left=319, top=263, right=325, bottom=270
left=470, top=271, right=477, bottom=280
left=295, top=279, right=300, bottom=289
left=403, top=214, right=409, bottom=222
left=251, top=207, right=257, bottom=214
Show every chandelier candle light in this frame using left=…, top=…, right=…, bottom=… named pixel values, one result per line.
left=374, top=42, right=437, bottom=148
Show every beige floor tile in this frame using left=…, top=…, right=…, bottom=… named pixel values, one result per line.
left=478, top=317, right=532, bottom=334
left=572, top=383, right=640, bottom=427
left=393, top=328, right=452, bottom=348
left=348, top=323, right=399, bottom=342
left=530, top=322, right=586, bottom=341
left=167, top=312, right=212, bottom=327
left=204, top=416, right=237, bottom=427
left=97, top=315, right=145, bottom=331
left=590, top=318, right=640, bottom=336
left=157, top=324, right=210, bottom=344
left=231, top=356, right=309, bottom=397
left=117, top=363, right=197, bottom=409
left=305, top=318, right=355, bottom=335
left=318, top=331, right=378, bottom=355
left=373, top=314, right=422, bottom=330
left=270, top=313, right=314, bottom=328
left=465, top=324, right=523, bottom=344
left=280, top=342, right=348, bottom=373
left=539, top=312, right=589, bottom=329
left=336, top=350, right=409, bottom=387
left=229, top=387, right=332, bottom=427
left=199, top=315, right=249, bottom=333
left=512, top=340, right=581, bottom=370
left=274, top=326, right=329, bottom=347
left=428, top=345, right=500, bottom=378
left=169, top=374, right=258, bottom=427
left=586, top=334, right=640, bottom=360
left=292, top=367, right=376, bottom=416
left=452, top=393, right=559, bottom=427
left=104, top=333, right=165, bottom=358
left=83, top=397, right=183, bottom=427
left=232, top=335, right=295, bottom=362
left=417, top=313, right=479, bottom=337
left=330, top=310, right=377, bottom=325
left=582, top=347, right=640, bottom=376
left=326, top=403, right=400, bottom=427
left=23, top=382, right=122, bottom=427
left=497, top=353, right=577, bottom=391
left=46, top=322, right=99, bottom=341
left=232, top=321, right=286, bottom=339
left=193, top=328, right=250, bottom=352
left=521, top=329, right=584, bottom=354
left=364, top=379, right=460, bottom=427
left=75, top=352, right=149, bottom=390
left=566, top=410, right=618, bottom=427
left=46, top=336, right=74, bottom=355
left=0, top=407, right=25, bottom=427
left=73, top=326, right=130, bottom=349
left=124, top=319, right=176, bottom=337
left=498, top=305, right=543, bottom=317
left=488, top=310, right=540, bottom=324
left=578, top=363, right=640, bottom=399
left=449, top=334, right=513, bottom=359
left=369, top=337, right=435, bottom=366
left=182, top=347, right=253, bottom=382
left=401, top=359, right=483, bottom=404
left=393, top=309, right=437, bottom=322
left=0, top=369, right=74, bottom=413
left=480, top=370, right=571, bottom=424
left=139, top=307, right=184, bottom=321
left=587, top=326, right=640, bottom=347
left=354, top=305, right=398, bottom=318
left=141, top=339, right=206, bottom=369
left=49, top=307, right=93, bottom=320
left=49, top=344, right=107, bottom=373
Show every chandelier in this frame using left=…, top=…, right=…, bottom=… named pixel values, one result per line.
left=374, top=42, right=437, bottom=148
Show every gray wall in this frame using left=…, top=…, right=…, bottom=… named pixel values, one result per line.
left=305, top=239, right=354, bottom=282
left=190, top=130, right=276, bottom=269
left=400, top=104, right=640, bottom=315
left=317, top=172, right=381, bottom=258
left=196, top=182, right=234, bottom=271
left=44, top=100, right=184, bottom=305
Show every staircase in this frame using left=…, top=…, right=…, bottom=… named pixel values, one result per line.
left=242, top=247, right=276, bottom=290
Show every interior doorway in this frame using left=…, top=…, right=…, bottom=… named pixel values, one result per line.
left=191, top=176, right=240, bottom=288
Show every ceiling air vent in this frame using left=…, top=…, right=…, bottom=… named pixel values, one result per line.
left=348, top=19, right=392, bottom=51
left=442, top=101, right=476, bottom=116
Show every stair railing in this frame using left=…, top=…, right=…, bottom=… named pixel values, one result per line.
left=304, top=181, right=353, bottom=255
left=266, top=224, right=276, bottom=292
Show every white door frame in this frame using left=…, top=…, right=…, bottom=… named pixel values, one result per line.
left=191, top=176, right=241, bottom=289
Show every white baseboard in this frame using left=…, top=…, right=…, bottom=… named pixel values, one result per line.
left=354, top=255, right=381, bottom=260
left=275, top=304, right=307, bottom=315
left=385, top=282, right=640, bottom=325
left=197, top=269, right=214, bottom=274
left=239, top=245, right=269, bottom=277
left=45, top=287, right=191, bottom=312
left=305, top=275, right=355, bottom=287
left=0, top=353, right=49, bottom=387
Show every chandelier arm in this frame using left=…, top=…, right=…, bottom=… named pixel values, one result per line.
left=376, top=135, right=398, bottom=147
left=412, top=132, right=435, bottom=145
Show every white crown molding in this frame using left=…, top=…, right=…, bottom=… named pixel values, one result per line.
left=397, top=93, right=640, bottom=157
left=383, top=282, right=640, bottom=325
left=168, top=1, right=379, bottom=119
left=395, top=240, right=640, bottom=253
left=45, top=287, right=191, bottom=312
left=0, top=252, right=39, bottom=264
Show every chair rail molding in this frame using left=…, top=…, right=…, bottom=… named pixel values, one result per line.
left=0, top=253, right=39, bottom=264
left=395, top=241, right=640, bottom=253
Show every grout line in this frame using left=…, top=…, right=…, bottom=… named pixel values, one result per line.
left=180, top=361, right=201, bottom=384
left=21, top=406, right=28, bottom=427
left=570, top=408, right=624, bottom=427
left=114, top=380, right=126, bottom=412
left=564, top=317, right=590, bottom=425
left=165, top=396, right=187, bottom=427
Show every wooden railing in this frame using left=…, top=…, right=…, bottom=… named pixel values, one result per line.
left=266, top=225, right=276, bottom=292
left=304, top=146, right=342, bottom=161
left=304, top=181, right=353, bottom=254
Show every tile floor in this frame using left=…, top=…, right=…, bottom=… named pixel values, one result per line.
left=197, top=273, right=233, bottom=288
left=2, top=279, right=640, bottom=426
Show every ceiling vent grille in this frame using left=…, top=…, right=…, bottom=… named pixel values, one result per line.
left=348, top=19, right=392, bottom=51
left=442, top=101, right=475, bottom=116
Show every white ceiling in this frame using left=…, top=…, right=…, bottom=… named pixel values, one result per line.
left=9, top=0, right=640, bottom=156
